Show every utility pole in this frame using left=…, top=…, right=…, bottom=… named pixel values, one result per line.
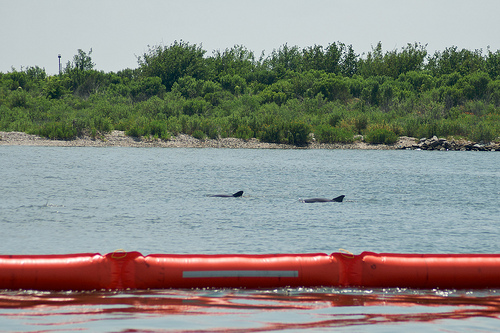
left=58, top=54, right=61, bottom=75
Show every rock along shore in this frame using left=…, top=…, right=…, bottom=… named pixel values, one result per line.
left=411, top=135, right=499, bottom=151
left=0, top=131, right=498, bottom=151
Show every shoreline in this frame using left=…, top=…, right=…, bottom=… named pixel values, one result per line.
left=1, top=131, right=498, bottom=150
left=0, top=131, right=416, bottom=149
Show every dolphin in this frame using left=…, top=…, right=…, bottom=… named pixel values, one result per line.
left=302, top=195, right=345, bottom=203
left=209, top=191, right=244, bottom=198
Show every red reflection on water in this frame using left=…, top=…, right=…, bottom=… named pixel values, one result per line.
left=1, top=290, right=499, bottom=332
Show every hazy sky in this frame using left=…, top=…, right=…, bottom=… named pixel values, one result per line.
left=2, top=0, right=500, bottom=75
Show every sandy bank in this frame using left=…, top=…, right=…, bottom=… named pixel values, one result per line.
left=0, top=131, right=419, bottom=149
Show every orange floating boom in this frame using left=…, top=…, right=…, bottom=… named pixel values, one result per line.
left=351, top=252, right=500, bottom=289
left=0, top=252, right=499, bottom=291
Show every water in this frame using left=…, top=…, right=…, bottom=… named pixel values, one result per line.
left=1, top=147, right=499, bottom=255
left=1, top=146, right=499, bottom=331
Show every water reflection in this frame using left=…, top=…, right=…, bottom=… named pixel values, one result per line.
left=1, top=289, right=499, bottom=332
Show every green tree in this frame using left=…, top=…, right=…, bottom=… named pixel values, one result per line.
left=383, top=43, right=427, bottom=78
left=64, top=49, right=101, bottom=98
left=359, top=42, right=427, bottom=78
left=398, top=71, right=435, bottom=94
left=43, top=76, right=71, bottom=99
left=68, top=48, right=95, bottom=72
left=485, top=48, right=500, bottom=79
left=301, top=45, right=328, bottom=72
left=208, top=45, right=256, bottom=79
left=340, top=44, right=359, bottom=77
left=265, top=44, right=302, bottom=77
left=138, top=40, right=207, bottom=91
left=426, top=46, right=485, bottom=76
left=458, top=71, right=490, bottom=100
left=130, top=76, right=166, bottom=102
left=323, top=43, right=343, bottom=74
left=219, top=74, right=246, bottom=95
left=311, top=74, right=350, bottom=101
left=25, top=66, right=47, bottom=82
left=358, top=42, right=385, bottom=77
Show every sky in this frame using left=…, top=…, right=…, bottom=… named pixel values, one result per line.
left=2, top=0, right=500, bottom=75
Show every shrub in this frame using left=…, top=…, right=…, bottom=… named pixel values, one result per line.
left=364, top=128, right=399, bottom=144
left=192, top=129, right=206, bottom=140
left=353, top=114, right=368, bottom=134
left=471, top=123, right=497, bottom=143
left=235, top=125, right=253, bottom=140
left=284, top=121, right=311, bottom=146
left=36, top=122, right=77, bottom=140
left=147, top=120, right=171, bottom=140
left=182, top=98, right=211, bottom=116
left=125, top=118, right=171, bottom=140
left=91, top=116, right=113, bottom=133
left=314, top=124, right=354, bottom=143
left=258, top=123, right=284, bottom=144
left=7, top=89, right=29, bottom=108
left=327, top=113, right=343, bottom=127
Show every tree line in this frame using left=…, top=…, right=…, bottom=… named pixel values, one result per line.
left=1, top=41, right=500, bottom=145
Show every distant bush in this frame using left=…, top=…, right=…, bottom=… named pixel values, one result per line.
left=2, top=43, right=500, bottom=145
left=35, top=122, right=77, bottom=140
left=192, top=129, right=206, bottom=140
left=364, top=128, right=399, bottom=144
left=258, top=123, right=284, bottom=144
left=235, top=125, right=253, bottom=140
left=472, top=122, right=497, bottom=143
left=125, top=118, right=170, bottom=140
left=314, top=124, right=354, bottom=143
left=284, top=121, right=311, bottom=146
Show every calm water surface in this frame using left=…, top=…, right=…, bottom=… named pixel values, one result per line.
left=1, top=146, right=499, bottom=332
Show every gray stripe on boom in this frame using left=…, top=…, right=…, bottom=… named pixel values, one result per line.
left=183, top=270, right=299, bottom=278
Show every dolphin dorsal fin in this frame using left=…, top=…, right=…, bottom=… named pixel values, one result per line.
left=232, top=191, right=244, bottom=197
left=332, top=195, right=345, bottom=202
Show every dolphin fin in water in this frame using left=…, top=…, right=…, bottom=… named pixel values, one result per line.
left=209, top=191, right=244, bottom=197
left=303, top=195, right=345, bottom=203
left=331, top=195, right=345, bottom=202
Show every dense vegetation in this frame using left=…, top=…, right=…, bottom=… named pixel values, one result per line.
left=1, top=41, right=500, bottom=145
